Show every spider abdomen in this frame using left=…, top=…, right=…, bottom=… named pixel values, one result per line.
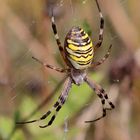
left=64, top=26, right=94, bottom=70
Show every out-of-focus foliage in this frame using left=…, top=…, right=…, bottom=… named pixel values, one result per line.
left=0, top=0, right=140, bottom=140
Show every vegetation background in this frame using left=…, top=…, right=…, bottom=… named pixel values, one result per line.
left=0, top=0, right=140, bottom=140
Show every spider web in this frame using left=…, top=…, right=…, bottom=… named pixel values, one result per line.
left=0, top=0, right=128, bottom=139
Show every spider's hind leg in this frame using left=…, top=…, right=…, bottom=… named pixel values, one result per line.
left=91, top=44, right=112, bottom=68
left=51, top=11, right=67, bottom=64
left=95, top=0, right=104, bottom=49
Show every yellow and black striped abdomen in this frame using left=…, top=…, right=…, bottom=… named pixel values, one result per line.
left=64, top=26, right=94, bottom=70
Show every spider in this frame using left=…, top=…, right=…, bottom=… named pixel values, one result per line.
left=16, top=0, right=115, bottom=128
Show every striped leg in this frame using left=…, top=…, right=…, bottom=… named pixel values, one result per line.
left=91, top=44, right=112, bottom=68
left=84, top=76, right=115, bottom=123
left=95, top=0, right=104, bottom=49
left=39, top=77, right=72, bottom=128
left=51, top=13, right=66, bottom=63
left=32, top=56, right=69, bottom=73
left=16, top=77, right=72, bottom=128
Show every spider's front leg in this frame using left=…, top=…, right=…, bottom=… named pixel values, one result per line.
left=16, top=77, right=72, bottom=128
left=84, top=76, right=115, bottom=123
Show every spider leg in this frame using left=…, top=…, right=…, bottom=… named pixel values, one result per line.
left=91, top=44, right=112, bottom=68
left=84, top=76, right=115, bottom=123
left=16, top=77, right=72, bottom=128
left=39, top=104, right=61, bottom=128
left=32, top=56, right=69, bottom=73
left=39, top=77, right=72, bottom=128
left=95, top=0, right=104, bottom=50
left=51, top=11, right=66, bottom=63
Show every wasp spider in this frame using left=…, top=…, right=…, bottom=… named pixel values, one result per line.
left=16, top=0, right=115, bottom=128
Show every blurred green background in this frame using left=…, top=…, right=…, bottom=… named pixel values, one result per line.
left=0, top=0, right=140, bottom=140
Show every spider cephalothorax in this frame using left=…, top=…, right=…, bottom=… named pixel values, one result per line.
left=17, top=0, right=115, bottom=128
left=70, top=69, right=86, bottom=85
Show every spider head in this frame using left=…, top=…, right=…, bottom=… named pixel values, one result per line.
left=70, top=69, right=87, bottom=85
